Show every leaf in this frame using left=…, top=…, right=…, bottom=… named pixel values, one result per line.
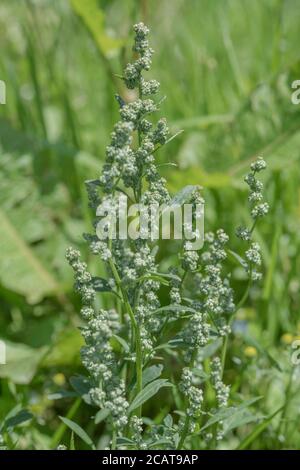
left=59, top=417, right=95, bottom=449
left=223, top=409, right=261, bottom=434
left=169, top=185, right=200, bottom=207
left=91, top=276, right=112, bottom=292
left=163, top=129, right=184, bottom=146
left=153, top=304, right=198, bottom=315
left=128, top=379, right=172, bottom=413
left=0, top=208, right=60, bottom=303
left=148, top=439, right=174, bottom=449
left=150, top=272, right=182, bottom=283
left=227, top=249, right=247, bottom=268
left=116, top=437, right=135, bottom=447
left=168, top=167, right=232, bottom=192
left=42, top=329, right=84, bottom=367
left=94, top=408, right=110, bottom=425
left=140, top=272, right=182, bottom=287
left=163, top=414, right=173, bottom=428
left=70, top=375, right=92, bottom=405
left=0, top=340, right=48, bottom=384
left=5, top=409, right=33, bottom=429
left=170, top=114, right=233, bottom=131
left=140, top=274, right=169, bottom=286
left=48, top=391, right=78, bottom=400
left=191, top=368, right=210, bottom=383
left=200, top=397, right=262, bottom=432
left=50, top=399, right=81, bottom=449
left=112, top=335, right=129, bottom=352
left=142, top=365, right=164, bottom=387
left=242, top=334, right=282, bottom=371
left=70, top=432, right=75, bottom=450
left=237, top=405, right=284, bottom=450
left=69, top=0, right=123, bottom=57
left=198, top=339, right=222, bottom=360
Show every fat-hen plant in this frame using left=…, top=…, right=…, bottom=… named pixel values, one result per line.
left=66, top=23, right=268, bottom=450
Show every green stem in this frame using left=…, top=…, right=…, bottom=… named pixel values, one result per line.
left=221, top=267, right=253, bottom=377
left=177, top=349, right=198, bottom=450
left=136, top=82, right=143, bottom=200
left=177, top=416, right=191, bottom=450
left=278, top=367, right=294, bottom=439
left=50, top=398, right=81, bottom=449
left=111, top=426, right=117, bottom=450
left=108, top=258, right=143, bottom=417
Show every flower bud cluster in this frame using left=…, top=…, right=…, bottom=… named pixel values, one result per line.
left=181, top=192, right=205, bottom=271
left=124, top=23, right=154, bottom=89
left=66, top=247, right=128, bottom=430
left=211, top=357, right=230, bottom=441
left=130, top=416, right=147, bottom=450
left=198, top=230, right=235, bottom=331
left=236, top=157, right=268, bottom=280
left=179, top=368, right=203, bottom=420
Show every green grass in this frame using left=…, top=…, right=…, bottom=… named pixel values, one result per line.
left=0, top=0, right=300, bottom=450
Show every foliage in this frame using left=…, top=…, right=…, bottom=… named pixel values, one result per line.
left=0, top=0, right=300, bottom=450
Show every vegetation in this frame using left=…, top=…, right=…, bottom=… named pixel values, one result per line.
left=0, top=0, right=300, bottom=450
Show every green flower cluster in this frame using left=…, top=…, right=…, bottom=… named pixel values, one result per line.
left=66, top=24, right=269, bottom=451
left=236, top=156, right=268, bottom=280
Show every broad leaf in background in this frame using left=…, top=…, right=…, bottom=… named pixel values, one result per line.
left=59, top=416, right=96, bottom=449
left=5, top=409, right=33, bottom=430
left=42, top=329, right=83, bottom=368
left=70, top=0, right=123, bottom=57
left=128, top=379, right=172, bottom=413
left=0, top=340, right=48, bottom=384
left=0, top=207, right=60, bottom=303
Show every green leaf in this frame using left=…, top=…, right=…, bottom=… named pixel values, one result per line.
left=163, top=414, right=173, bottom=428
left=59, top=417, right=96, bottom=449
left=69, top=0, right=123, bottom=57
left=116, top=437, right=135, bottom=447
left=0, top=208, right=60, bottom=303
left=0, top=340, right=48, bottom=384
left=223, top=409, right=261, bottom=434
left=148, top=439, right=174, bottom=449
left=48, top=391, right=78, bottom=400
left=140, top=272, right=182, bottom=287
left=200, top=397, right=262, bottom=432
left=170, top=114, right=233, bottom=131
left=70, top=375, right=92, bottom=405
left=237, top=405, right=284, bottom=450
left=168, top=167, right=232, bottom=192
left=91, top=276, right=112, bottom=292
left=191, top=368, right=210, bottom=383
left=227, top=249, right=246, bottom=268
left=140, top=274, right=169, bottom=286
left=94, top=408, right=110, bottom=425
left=198, top=339, right=222, bottom=360
left=42, top=329, right=84, bottom=367
left=242, top=334, right=282, bottom=371
left=112, top=335, right=130, bottom=352
left=50, top=399, right=81, bottom=449
left=5, top=409, right=33, bottom=429
left=70, top=432, right=76, bottom=450
left=169, top=185, right=200, bottom=207
left=129, top=379, right=172, bottom=413
left=153, top=304, right=198, bottom=315
left=142, top=365, right=164, bottom=387
left=150, top=272, right=182, bottom=283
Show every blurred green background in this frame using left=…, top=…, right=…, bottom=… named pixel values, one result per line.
left=0, top=0, right=300, bottom=449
